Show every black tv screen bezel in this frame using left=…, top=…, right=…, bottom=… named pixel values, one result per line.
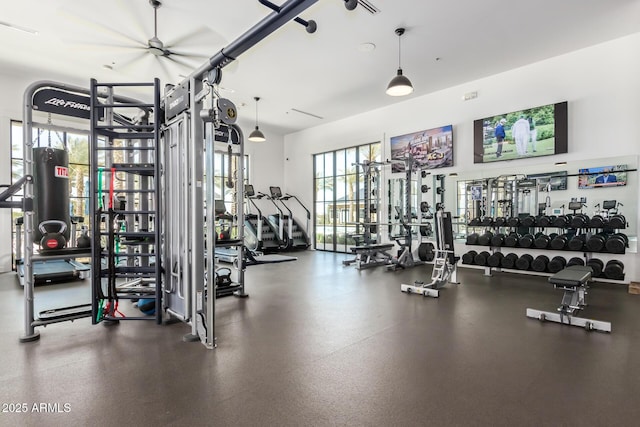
left=473, top=101, right=568, bottom=164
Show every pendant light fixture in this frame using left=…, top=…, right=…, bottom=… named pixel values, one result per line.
left=248, top=96, right=266, bottom=142
left=386, top=27, right=414, bottom=97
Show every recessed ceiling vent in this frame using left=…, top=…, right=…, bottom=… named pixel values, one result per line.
left=358, top=0, right=380, bottom=14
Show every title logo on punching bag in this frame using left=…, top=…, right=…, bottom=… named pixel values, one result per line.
left=54, top=166, right=69, bottom=178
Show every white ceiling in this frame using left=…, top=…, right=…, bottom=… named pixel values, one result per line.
left=2, top=0, right=640, bottom=135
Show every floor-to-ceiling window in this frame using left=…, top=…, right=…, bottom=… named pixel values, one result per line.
left=313, top=142, right=380, bottom=252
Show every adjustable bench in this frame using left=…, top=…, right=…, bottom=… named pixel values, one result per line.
left=343, top=243, right=394, bottom=270
left=526, top=265, right=611, bottom=332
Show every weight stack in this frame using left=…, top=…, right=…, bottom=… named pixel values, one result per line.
left=33, top=147, right=70, bottom=242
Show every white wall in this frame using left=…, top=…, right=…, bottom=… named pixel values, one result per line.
left=0, top=72, right=285, bottom=272
left=283, top=33, right=640, bottom=281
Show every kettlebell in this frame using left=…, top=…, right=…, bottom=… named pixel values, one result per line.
left=77, top=226, right=91, bottom=248
left=39, top=220, right=67, bottom=250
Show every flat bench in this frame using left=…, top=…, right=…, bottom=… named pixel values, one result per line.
left=349, top=243, right=395, bottom=253
left=343, top=243, right=394, bottom=270
left=527, top=265, right=611, bottom=332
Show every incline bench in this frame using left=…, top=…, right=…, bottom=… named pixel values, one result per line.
left=526, top=265, right=611, bottom=332
left=343, top=243, right=394, bottom=270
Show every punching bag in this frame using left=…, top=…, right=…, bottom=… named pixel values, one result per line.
left=33, top=147, right=70, bottom=243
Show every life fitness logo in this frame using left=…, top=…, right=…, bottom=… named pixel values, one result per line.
left=54, top=166, right=69, bottom=179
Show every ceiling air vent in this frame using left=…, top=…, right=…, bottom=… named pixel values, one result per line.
left=358, top=0, right=380, bottom=14
left=291, top=108, right=324, bottom=120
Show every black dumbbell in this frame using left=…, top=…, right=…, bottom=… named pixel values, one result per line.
left=570, top=214, right=590, bottom=229
left=501, top=253, right=518, bottom=269
left=532, top=255, right=549, bottom=272
left=518, top=233, right=535, bottom=248
left=604, top=260, right=625, bottom=280
left=585, top=233, right=607, bottom=252
left=515, top=254, right=534, bottom=270
left=477, top=231, right=494, bottom=246
left=462, top=250, right=477, bottom=265
left=586, top=258, right=604, bottom=277
left=474, top=251, right=491, bottom=266
left=547, top=256, right=567, bottom=273
left=491, top=233, right=505, bottom=247
left=494, top=217, right=507, bottom=227
left=537, top=215, right=556, bottom=227
left=568, top=234, right=586, bottom=251
left=534, top=233, right=551, bottom=249
left=481, top=217, right=494, bottom=226
left=466, top=233, right=479, bottom=245
left=589, top=215, right=607, bottom=228
left=507, top=217, right=520, bottom=227
left=504, top=232, right=520, bottom=247
left=553, top=215, right=572, bottom=228
left=550, top=234, right=570, bottom=250
left=487, top=252, right=505, bottom=268
left=567, top=257, right=585, bottom=267
left=605, top=233, right=628, bottom=254
left=521, top=215, right=536, bottom=227
left=608, top=214, right=626, bottom=229
left=469, top=217, right=481, bottom=226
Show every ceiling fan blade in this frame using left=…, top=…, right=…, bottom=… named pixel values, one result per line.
left=57, top=7, right=148, bottom=48
left=165, top=26, right=226, bottom=49
left=113, top=51, right=150, bottom=71
left=167, top=50, right=211, bottom=60
left=164, top=54, right=198, bottom=71
left=154, top=56, right=178, bottom=84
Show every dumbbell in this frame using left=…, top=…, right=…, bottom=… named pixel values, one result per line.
left=468, top=217, right=481, bottom=226
left=466, top=233, right=479, bottom=245
left=507, top=217, right=520, bottom=227
left=570, top=214, right=590, bottom=229
left=608, top=214, right=626, bottom=229
left=553, top=214, right=572, bottom=228
left=501, top=253, right=519, bottom=269
left=537, top=215, right=556, bottom=227
left=605, top=233, right=628, bottom=254
left=518, top=233, right=535, bottom=248
left=586, top=233, right=608, bottom=252
left=474, top=251, right=491, bottom=266
left=550, top=234, right=570, bottom=250
left=494, top=217, right=507, bottom=227
left=481, top=217, right=494, bottom=226
left=462, top=250, right=477, bottom=265
left=491, top=233, right=506, bottom=247
left=568, top=234, right=586, bottom=251
left=521, top=215, right=536, bottom=227
left=503, top=232, right=520, bottom=247
left=589, top=215, right=608, bottom=228
left=604, top=260, right=625, bottom=280
left=534, top=233, right=551, bottom=249
left=487, top=252, right=505, bottom=268
left=547, top=256, right=567, bottom=273
left=515, top=254, right=534, bottom=270
left=477, top=231, right=494, bottom=246
left=531, top=255, right=549, bottom=272
left=567, top=257, right=585, bottom=267
left=586, top=258, right=604, bottom=277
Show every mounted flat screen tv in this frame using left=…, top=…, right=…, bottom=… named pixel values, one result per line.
left=390, top=124, right=453, bottom=173
left=578, top=165, right=627, bottom=189
left=473, top=101, right=567, bottom=163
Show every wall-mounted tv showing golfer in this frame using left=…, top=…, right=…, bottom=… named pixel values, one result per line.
left=578, top=165, right=627, bottom=189
left=473, top=101, right=567, bottom=164
left=390, top=124, right=453, bottom=173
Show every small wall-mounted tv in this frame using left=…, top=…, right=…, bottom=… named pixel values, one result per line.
left=578, top=165, right=627, bottom=189
left=390, top=124, right=453, bottom=173
left=473, top=101, right=568, bottom=164
left=527, top=171, right=568, bottom=191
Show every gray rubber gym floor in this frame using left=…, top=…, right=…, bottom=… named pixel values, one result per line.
left=1, top=251, right=639, bottom=426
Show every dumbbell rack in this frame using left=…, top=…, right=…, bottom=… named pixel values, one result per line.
left=89, top=79, right=162, bottom=324
left=463, top=216, right=628, bottom=283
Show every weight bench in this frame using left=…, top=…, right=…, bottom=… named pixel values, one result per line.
left=343, top=243, right=394, bottom=270
left=526, top=265, right=611, bottom=332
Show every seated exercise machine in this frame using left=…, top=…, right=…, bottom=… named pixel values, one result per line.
left=401, top=210, right=459, bottom=297
left=526, top=265, right=611, bottom=332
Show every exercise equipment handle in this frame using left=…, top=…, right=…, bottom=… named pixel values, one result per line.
left=38, top=219, right=67, bottom=234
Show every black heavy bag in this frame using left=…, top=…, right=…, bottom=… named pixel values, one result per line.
left=33, top=147, right=70, bottom=243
